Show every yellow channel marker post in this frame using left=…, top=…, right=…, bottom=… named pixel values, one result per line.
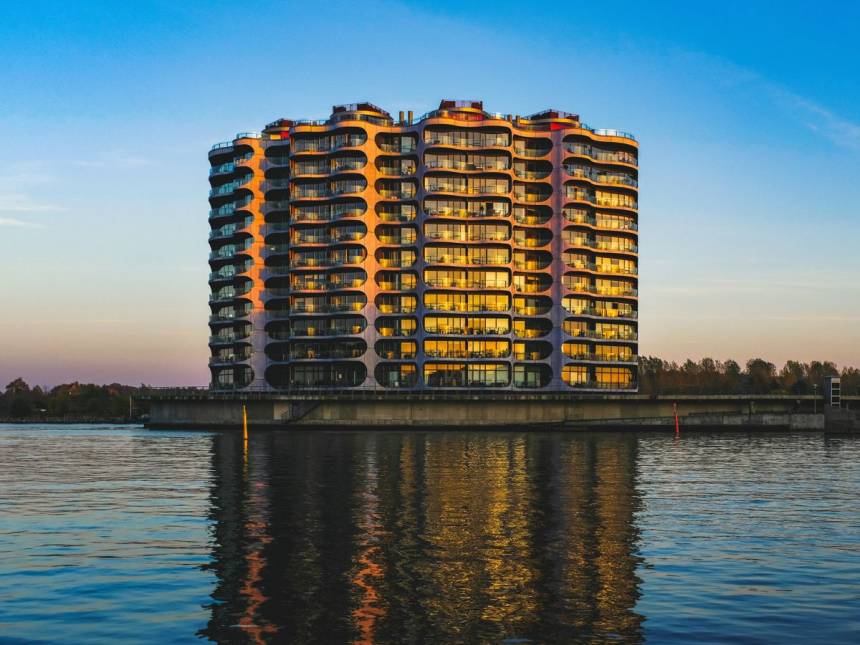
left=242, top=404, right=248, bottom=443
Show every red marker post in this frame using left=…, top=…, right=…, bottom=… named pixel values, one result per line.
left=673, top=402, right=680, bottom=436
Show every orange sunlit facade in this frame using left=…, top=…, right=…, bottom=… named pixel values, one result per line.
left=208, top=101, right=638, bottom=392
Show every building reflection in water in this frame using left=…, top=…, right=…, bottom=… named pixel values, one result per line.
left=199, top=431, right=644, bottom=643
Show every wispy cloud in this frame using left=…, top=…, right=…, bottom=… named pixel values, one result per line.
left=769, top=88, right=860, bottom=151
left=0, top=217, right=45, bottom=229
left=0, top=162, right=64, bottom=216
left=0, top=194, right=65, bottom=213
left=73, top=151, right=152, bottom=168
left=674, top=48, right=860, bottom=152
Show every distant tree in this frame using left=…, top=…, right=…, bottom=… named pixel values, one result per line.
left=745, top=358, right=778, bottom=394
left=807, top=361, right=839, bottom=387
left=5, top=378, right=29, bottom=394
left=841, top=367, right=860, bottom=395
left=723, top=360, right=743, bottom=394
left=780, top=360, right=808, bottom=394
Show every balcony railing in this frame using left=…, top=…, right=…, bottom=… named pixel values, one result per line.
left=425, top=135, right=509, bottom=148
left=378, top=142, right=417, bottom=154
left=425, top=184, right=508, bottom=196
left=564, top=166, right=638, bottom=188
left=564, top=352, right=636, bottom=363
left=424, top=207, right=510, bottom=219
left=564, top=143, right=638, bottom=166
left=565, top=307, right=638, bottom=319
left=425, top=159, right=510, bottom=171
left=209, top=162, right=235, bottom=176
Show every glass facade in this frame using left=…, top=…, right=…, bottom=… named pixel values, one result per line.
left=208, top=101, right=638, bottom=391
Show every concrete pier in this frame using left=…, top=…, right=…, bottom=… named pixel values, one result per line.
left=139, top=390, right=859, bottom=431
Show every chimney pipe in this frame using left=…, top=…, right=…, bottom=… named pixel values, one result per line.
left=407, top=110, right=413, bottom=125
left=399, top=111, right=405, bottom=124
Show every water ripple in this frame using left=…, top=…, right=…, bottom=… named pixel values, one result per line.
left=0, top=425, right=858, bottom=643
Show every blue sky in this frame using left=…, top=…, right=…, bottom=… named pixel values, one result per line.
left=1, top=0, right=858, bottom=386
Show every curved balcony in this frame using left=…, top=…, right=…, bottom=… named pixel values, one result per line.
left=209, top=218, right=252, bottom=241
left=424, top=244, right=511, bottom=268
left=513, top=340, right=553, bottom=361
left=374, top=270, right=418, bottom=291
left=374, top=340, right=418, bottom=361
left=423, top=339, right=511, bottom=360
left=262, top=178, right=290, bottom=196
left=376, top=224, right=418, bottom=246
left=563, top=320, right=638, bottom=341
left=209, top=162, right=235, bottom=178
left=208, top=268, right=243, bottom=284
left=376, top=202, right=417, bottom=222
left=513, top=161, right=552, bottom=180
left=290, top=316, right=367, bottom=338
left=513, top=295, right=552, bottom=316
left=266, top=362, right=367, bottom=390
left=423, top=314, right=511, bottom=337
left=375, top=294, right=418, bottom=315
left=209, top=334, right=239, bottom=346
left=423, top=129, right=510, bottom=150
left=562, top=281, right=638, bottom=298
left=513, top=363, right=553, bottom=389
left=290, top=249, right=367, bottom=269
left=564, top=186, right=638, bottom=212
left=513, top=182, right=552, bottom=203
left=423, top=178, right=509, bottom=198
left=423, top=200, right=511, bottom=220
left=513, top=250, right=552, bottom=271
left=375, top=363, right=419, bottom=388
left=208, top=141, right=234, bottom=162
left=512, top=137, right=551, bottom=158
left=209, top=352, right=251, bottom=366
left=265, top=339, right=367, bottom=362
left=563, top=164, right=638, bottom=189
left=562, top=234, right=638, bottom=255
left=208, top=203, right=237, bottom=222
left=423, top=291, right=511, bottom=314
left=513, top=228, right=552, bottom=248
left=512, top=274, right=553, bottom=294
left=289, top=199, right=367, bottom=223
left=423, top=362, right=511, bottom=388
left=513, top=318, right=552, bottom=339
left=376, top=248, right=417, bottom=269
left=289, top=297, right=367, bottom=315
left=209, top=244, right=250, bottom=263
left=209, top=307, right=251, bottom=324
left=423, top=225, right=510, bottom=243
left=562, top=304, right=638, bottom=321
left=376, top=133, right=418, bottom=154
left=376, top=157, right=417, bottom=177
left=376, top=179, right=418, bottom=200
left=331, top=131, right=367, bottom=151
left=375, top=316, right=418, bottom=338
left=423, top=268, right=510, bottom=290
left=424, top=153, right=511, bottom=173
left=563, top=141, right=638, bottom=168
left=561, top=344, right=636, bottom=363
left=513, top=206, right=552, bottom=226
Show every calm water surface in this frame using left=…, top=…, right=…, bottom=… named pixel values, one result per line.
left=0, top=425, right=858, bottom=643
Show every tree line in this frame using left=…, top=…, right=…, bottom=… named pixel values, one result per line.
left=1, top=359, right=858, bottom=421
left=0, top=378, right=146, bottom=421
left=638, top=357, right=859, bottom=396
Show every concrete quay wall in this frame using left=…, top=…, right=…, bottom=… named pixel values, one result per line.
left=144, top=393, right=854, bottom=430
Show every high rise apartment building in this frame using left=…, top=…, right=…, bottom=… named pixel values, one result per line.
left=208, top=100, right=638, bottom=392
